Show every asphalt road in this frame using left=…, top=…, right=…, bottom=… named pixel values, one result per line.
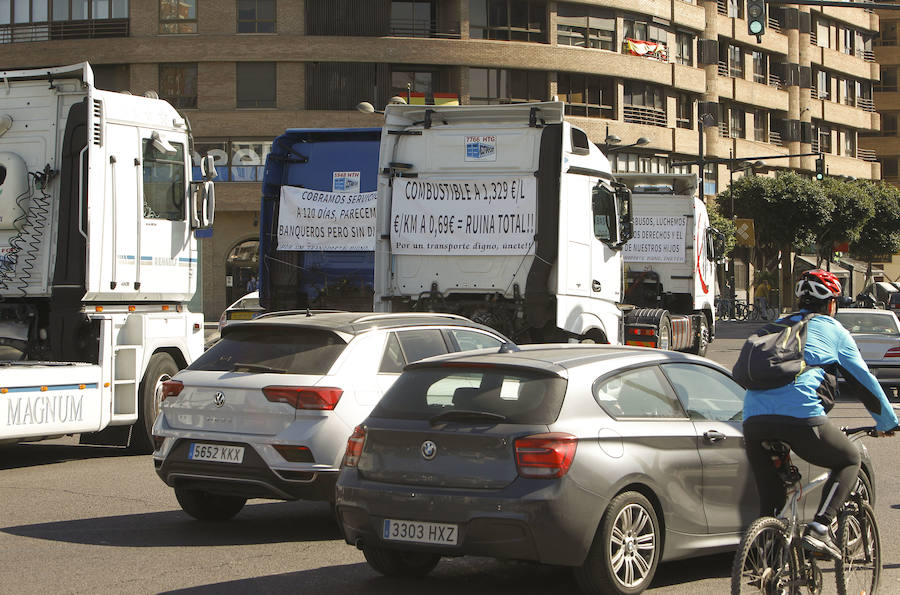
left=1, top=321, right=898, bottom=595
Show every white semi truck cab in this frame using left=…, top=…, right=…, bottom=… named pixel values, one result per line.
left=0, top=63, right=215, bottom=450
left=374, top=101, right=633, bottom=344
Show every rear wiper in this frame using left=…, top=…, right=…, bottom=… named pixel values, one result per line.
left=429, top=409, right=507, bottom=426
left=230, top=363, right=287, bottom=374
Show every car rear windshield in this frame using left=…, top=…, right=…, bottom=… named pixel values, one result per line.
left=370, top=365, right=567, bottom=425
left=189, top=326, right=347, bottom=374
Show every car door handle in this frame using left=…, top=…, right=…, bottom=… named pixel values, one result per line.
left=703, top=430, right=727, bottom=443
left=592, top=280, right=602, bottom=292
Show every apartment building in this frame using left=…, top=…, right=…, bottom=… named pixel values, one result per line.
left=0, top=0, right=883, bottom=317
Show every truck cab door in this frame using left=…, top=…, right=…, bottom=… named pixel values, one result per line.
left=137, top=130, right=194, bottom=300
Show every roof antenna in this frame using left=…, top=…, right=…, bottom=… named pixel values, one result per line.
left=498, top=342, right=520, bottom=353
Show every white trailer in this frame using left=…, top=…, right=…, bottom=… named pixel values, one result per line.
left=0, top=63, right=215, bottom=451
left=618, top=173, right=720, bottom=356
left=373, top=101, right=634, bottom=344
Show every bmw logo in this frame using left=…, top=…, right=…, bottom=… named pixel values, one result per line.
left=213, top=391, right=225, bottom=408
left=421, top=440, right=437, bottom=460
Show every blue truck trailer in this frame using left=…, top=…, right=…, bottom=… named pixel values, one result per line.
left=258, top=128, right=381, bottom=312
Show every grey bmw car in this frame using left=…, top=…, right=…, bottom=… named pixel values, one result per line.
left=335, top=344, right=875, bottom=595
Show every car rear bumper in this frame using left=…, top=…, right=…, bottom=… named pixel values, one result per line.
left=335, top=471, right=604, bottom=567
left=155, top=438, right=338, bottom=501
left=868, top=364, right=900, bottom=387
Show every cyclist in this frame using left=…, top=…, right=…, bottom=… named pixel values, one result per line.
left=742, top=269, right=898, bottom=560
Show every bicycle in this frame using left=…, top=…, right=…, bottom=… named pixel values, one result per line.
left=716, top=297, right=735, bottom=320
left=746, top=298, right=778, bottom=322
left=731, top=426, right=883, bottom=595
left=734, top=299, right=750, bottom=321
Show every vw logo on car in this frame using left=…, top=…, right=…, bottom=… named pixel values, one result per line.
left=420, top=440, right=437, bottom=460
left=213, top=391, right=225, bottom=408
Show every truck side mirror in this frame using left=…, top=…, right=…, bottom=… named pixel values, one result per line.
left=200, top=154, right=218, bottom=181
left=190, top=179, right=215, bottom=229
left=615, top=186, right=633, bottom=246
left=708, top=227, right=726, bottom=263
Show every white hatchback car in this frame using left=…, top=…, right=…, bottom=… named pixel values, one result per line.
left=152, top=311, right=509, bottom=521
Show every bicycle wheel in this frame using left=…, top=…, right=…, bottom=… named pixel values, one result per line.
left=735, top=302, right=749, bottom=321
left=766, top=307, right=778, bottom=321
left=731, top=517, right=796, bottom=595
left=836, top=501, right=880, bottom=595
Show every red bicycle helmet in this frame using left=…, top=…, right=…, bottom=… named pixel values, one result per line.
left=795, top=269, right=842, bottom=300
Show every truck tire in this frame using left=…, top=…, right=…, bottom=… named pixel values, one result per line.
left=657, top=314, right=672, bottom=350
left=688, top=315, right=709, bottom=357
left=175, top=487, right=247, bottom=522
left=129, top=352, right=179, bottom=454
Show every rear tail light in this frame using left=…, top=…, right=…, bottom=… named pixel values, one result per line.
left=343, top=425, right=367, bottom=467
left=515, top=432, right=577, bottom=479
left=262, top=386, right=343, bottom=410
left=885, top=347, right=900, bottom=358
left=160, top=380, right=184, bottom=401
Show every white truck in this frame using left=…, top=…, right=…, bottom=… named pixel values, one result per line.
left=619, top=173, right=719, bottom=356
left=0, top=63, right=215, bottom=451
left=373, top=101, right=716, bottom=353
left=374, top=101, right=634, bottom=344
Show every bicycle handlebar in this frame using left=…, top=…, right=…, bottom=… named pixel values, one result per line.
left=841, top=425, right=899, bottom=437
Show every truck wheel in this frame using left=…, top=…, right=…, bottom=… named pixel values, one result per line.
left=129, top=352, right=179, bottom=454
left=175, top=487, right=246, bottom=521
left=657, top=315, right=672, bottom=350
left=688, top=316, right=709, bottom=357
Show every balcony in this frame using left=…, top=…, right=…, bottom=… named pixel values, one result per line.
left=623, top=38, right=669, bottom=62
left=623, top=105, right=667, bottom=127
left=856, top=96, right=875, bottom=112
left=857, top=147, right=877, bottom=162
left=769, top=130, right=783, bottom=146
left=0, top=18, right=129, bottom=43
left=389, top=18, right=460, bottom=39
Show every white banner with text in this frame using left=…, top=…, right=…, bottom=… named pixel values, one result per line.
left=623, top=215, right=687, bottom=263
left=390, top=177, right=537, bottom=255
left=277, top=186, right=377, bottom=251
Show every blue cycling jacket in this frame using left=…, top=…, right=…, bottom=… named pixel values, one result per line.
left=743, top=311, right=899, bottom=432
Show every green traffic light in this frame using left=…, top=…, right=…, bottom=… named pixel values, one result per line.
left=749, top=21, right=763, bottom=34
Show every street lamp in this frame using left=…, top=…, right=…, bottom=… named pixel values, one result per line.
left=607, top=136, right=650, bottom=153
left=355, top=96, right=408, bottom=114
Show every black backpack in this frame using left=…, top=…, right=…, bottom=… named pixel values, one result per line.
left=732, top=312, right=818, bottom=391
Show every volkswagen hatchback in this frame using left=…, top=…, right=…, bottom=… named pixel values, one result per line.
left=335, top=344, right=876, bottom=595
left=152, top=312, right=508, bottom=521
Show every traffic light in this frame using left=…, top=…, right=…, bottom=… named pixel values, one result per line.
left=815, top=155, right=825, bottom=180
left=747, top=0, right=767, bottom=36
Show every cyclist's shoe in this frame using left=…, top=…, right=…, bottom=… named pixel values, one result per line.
left=802, top=525, right=840, bottom=560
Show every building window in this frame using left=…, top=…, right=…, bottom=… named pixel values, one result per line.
left=469, top=68, right=545, bottom=104
left=883, top=113, right=898, bottom=136
left=192, top=139, right=271, bottom=182
left=557, top=72, right=613, bottom=118
left=158, top=63, right=197, bottom=109
left=237, top=0, right=274, bottom=33
left=556, top=3, right=614, bottom=50
left=612, top=153, right=668, bottom=173
left=160, top=0, right=196, bottom=33
left=839, top=78, right=855, bottom=106
left=623, top=81, right=666, bottom=127
left=675, top=31, right=693, bottom=66
left=815, top=17, right=830, bottom=48
left=728, top=44, right=743, bottom=78
left=142, top=139, right=185, bottom=221
left=675, top=94, right=693, bottom=129
left=727, top=0, right=743, bottom=19
left=882, top=158, right=899, bottom=179
left=877, top=67, right=898, bottom=92
left=815, top=124, right=832, bottom=154
left=391, top=0, right=434, bottom=37
left=391, top=67, right=455, bottom=104
left=0, top=0, right=129, bottom=41
left=753, top=108, right=767, bottom=142
left=623, top=18, right=666, bottom=44
left=470, top=0, right=546, bottom=43
left=752, top=50, right=767, bottom=84
left=236, top=62, right=276, bottom=108
left=878, top=20, right=897, bottom=46
left=729, top=106, right=745, bottom=139
left=307, top=62, right=380, bottom=110
left=841, top=26, right=854, bottom=55
left=703, top=162, right=717, bottom=196
left=842, top=129, right=856, bottom=157
left=815, top=69, right=830, bottom=99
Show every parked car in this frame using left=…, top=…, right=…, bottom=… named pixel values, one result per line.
left=152, top=311, right=510, bottom=522
left=335, top=344, right=875, bottom=595
left=889, top=291, right=900, bottom=315
left=217, top=291, right=263, bottom=333
left=835, top=308, right=900, bottom=398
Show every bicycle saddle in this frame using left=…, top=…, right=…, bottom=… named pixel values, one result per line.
left=761, top=440, right=802, bottom=486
